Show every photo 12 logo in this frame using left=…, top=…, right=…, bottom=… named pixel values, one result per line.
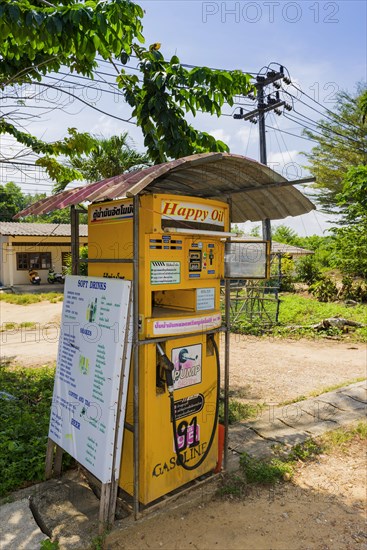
left=202, top=2, right=340, bottom=24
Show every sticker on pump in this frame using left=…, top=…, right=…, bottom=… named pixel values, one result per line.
left=171, top=344, right=202, bottom=390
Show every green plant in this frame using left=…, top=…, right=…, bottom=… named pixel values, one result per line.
left=40, top=540, right=59, bottom=550
left=63, top=246, right=88, bottom=276
left=0, top=363, right=73, bottom=496
left=339, top=277, right=367, bottom=302
left=296, top=255, right=322, bottom=284
left=0, top=293, right=63, bottom=305
left=217, top=473, right=248, bottom=497
left=218, top=399, right=262, bottom=425
left=239, top=453, right=294, bottom=484
left=320, top=421, right=367, bottom=451
left=90, top=533, right=107, bottom=550
left=229, top=292, right=367, bottom=342
left=287, top=439, right=323, bottom=462
left=309, top=277, right=338, bottom=302
left=273, top=255, right=295, bottom=292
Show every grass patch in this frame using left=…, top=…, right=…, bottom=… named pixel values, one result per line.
left=1, top=321, right=38, bottom=332
left=218, top=422, right=367, bottom=498
left=0, top=361, right=72, bottom=496
left=280, top=377, right=366, bottom=405
left=286, top=439, right=323, bottom=462
left=0, top=293, right=63, bottom=305
left=230, top=293, right=367, bottom=342
left=240, top=452, right=294, bottom=484
left=218, top=398, right=263, bottom=424
left=320, top=421, right=367, bottom=451
left=40, top=541, right=60, bottom=550
left=277, top=294, right=367, bottom=342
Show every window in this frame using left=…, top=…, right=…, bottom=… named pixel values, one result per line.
left=16, top=252, right=52, bottom=270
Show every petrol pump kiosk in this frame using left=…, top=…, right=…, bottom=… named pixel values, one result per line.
left=14, top=152, right=314, bottom=524
left=88, top=193, right=236, bottom=506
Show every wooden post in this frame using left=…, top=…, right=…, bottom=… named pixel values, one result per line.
left=98, top=294, right=133, bottom=533
left=70, top=205, right=79, bottom=275
left=45, top=438, right=55, bottom=480
left=45, top=439, right=64, bottom=479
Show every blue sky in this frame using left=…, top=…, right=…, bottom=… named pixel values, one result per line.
left=2, top=0, right=366, bottom=235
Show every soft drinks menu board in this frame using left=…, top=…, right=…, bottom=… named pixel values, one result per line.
left=48, top=275, right=132, bottom=483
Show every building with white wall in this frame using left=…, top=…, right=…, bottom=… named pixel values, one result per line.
left=0, top=223, right=88, bottom=286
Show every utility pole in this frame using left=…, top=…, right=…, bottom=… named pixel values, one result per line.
left=234, top=65, right=292, bottom=242
left=257, top=83, right=271, bottom=241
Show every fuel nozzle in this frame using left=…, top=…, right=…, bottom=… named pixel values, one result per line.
left=156, top=343, right=175, bottom=394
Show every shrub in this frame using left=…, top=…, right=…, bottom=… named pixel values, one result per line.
left=63, top=246, right=88, bottom=276
left=0, top=363, right=72, bottom=495
left=339, top=277, right=367, bottom=302
left=309, top=277, right=338, bottom=302
left=296, top=255, right=322, bottom=284
left=240, top=452, right=293, bottom=484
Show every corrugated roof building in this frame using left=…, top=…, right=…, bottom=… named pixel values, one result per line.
left=0, top=223, right=88, bottom=286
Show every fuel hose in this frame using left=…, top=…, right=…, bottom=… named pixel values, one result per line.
left=169, top=334, right=221, bottom=471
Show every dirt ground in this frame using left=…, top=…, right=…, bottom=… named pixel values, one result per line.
left=107, top=438, right=366, bottom=550
left=1, top=301, right=366, bottom=549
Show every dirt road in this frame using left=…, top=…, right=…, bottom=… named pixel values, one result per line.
left=1, top=302, right=366, bottom=405
left=0, top=301, right=62, bottom=367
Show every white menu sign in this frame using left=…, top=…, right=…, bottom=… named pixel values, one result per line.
left=48, top=275, right=132, bottom=483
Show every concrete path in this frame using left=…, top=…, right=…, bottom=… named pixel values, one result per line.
left=0, top=499, right=48, bottom=549
left=227, top=381, right=367, bottom=470
left=0, top=381, right=366, bottom=549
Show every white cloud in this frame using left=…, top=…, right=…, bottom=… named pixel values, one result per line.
left=236, top=126, right=257, bottom=151
left=209, top=128, right=231, bottom=145
left=267, top=150, right=306, bottom=180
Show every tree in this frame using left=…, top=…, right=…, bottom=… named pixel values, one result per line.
left=67, top=132, right=149, bottom=189
left=303, top=86, right=367, bottom=213
left=118, top=46, right=253, bottom=163
left=330, top=166, right=367, bottom=279
left=0, top=182, right=26, bottom=221
left=22, top=191, right=87, bottom=223
left=249, top=225, right=261, bottom=237
left=0, top=0, right=254, bottom=186
left=272, top=225, right=302, bottom=246
left=0, top=184, right=87, bottom=223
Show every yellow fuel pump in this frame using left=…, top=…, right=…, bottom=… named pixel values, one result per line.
left=88, top=193, right=230, bottom=504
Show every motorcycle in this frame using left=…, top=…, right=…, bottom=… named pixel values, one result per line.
left=28, top=268, right=41, bottom=285
left=47, top=267, right=65, bottom=284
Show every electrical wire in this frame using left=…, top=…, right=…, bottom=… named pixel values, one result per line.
left=284, top=88, right=361, bottom=134
left=290, top=82, right=361, bottom=131
left=282, top=113, right=366, bottom=153
left=265, top=124, right=318, bottom=143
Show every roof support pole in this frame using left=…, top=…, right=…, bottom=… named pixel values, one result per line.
left=223, top=196, right=232, bottom=471
left=132, top=194, right=140, bottom=519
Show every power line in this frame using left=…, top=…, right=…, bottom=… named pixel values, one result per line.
left=283, top=112, right=366, bottom=153
left=285, top=88, right=360, bottom=134
left=32, top=80, right=137, bottom=125
left=291, top=82, right=361, bottom=131
left=265, top=124, right=318, bottom=143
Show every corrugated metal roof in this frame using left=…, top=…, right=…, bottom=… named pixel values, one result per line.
left=0, top=222, right=88, bottom=237
left=234, top=236, right=313, bottom=256
left=271, top=242, right=313, bottom=256
left=14, top=153, right=315, bottom=222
